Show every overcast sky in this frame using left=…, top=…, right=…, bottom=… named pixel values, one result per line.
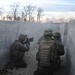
left=0, top=0, right=75, bottom=17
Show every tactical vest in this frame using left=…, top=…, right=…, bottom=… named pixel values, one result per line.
left=39, top=39, right=55, bottom=67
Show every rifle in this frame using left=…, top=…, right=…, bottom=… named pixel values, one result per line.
left=24, top=37, right=33, bottom=45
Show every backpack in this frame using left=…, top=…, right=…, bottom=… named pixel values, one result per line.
left=39, top=39, right=57, bottom=67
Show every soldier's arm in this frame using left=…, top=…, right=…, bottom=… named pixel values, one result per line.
left=36, top=43, right=40, bottom=61
left=19, top=44, right=29, bottom=52
left=59, top=44, right=65, bottom=55
left=57, top=43, right=65, bottom=56
left=36, top=52, right=40, bottom=61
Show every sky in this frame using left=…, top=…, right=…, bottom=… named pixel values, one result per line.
left=0, top=0, right=75, bottom=17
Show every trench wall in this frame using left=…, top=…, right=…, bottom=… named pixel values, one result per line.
left=60, top=20, right=75, bottom=75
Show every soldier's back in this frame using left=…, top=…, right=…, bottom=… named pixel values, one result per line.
left=39, top=38, right=55, bottom=67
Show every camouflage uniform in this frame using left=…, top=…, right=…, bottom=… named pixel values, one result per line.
left=53, top=32, right=65, bottom=66
left=10, top=34, right=29, bottom=68
left=34, top=30, right=65, bottom=75
left=53, top=32, right=64, bottom=55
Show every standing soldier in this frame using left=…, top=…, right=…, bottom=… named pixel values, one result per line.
left=53, top=32, right=65, bottom=66
left=10, top=34, right=30, bottom=68
left=34, top=30, right=65, bottom=75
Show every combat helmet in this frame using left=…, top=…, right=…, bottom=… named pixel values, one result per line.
left=19, top=34, right=27, bottom=42
left=44, top=29, right=53, bottom=37
left=53, top=32, right=61, bottom=38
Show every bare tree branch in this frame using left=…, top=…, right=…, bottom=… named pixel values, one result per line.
left=0, top=7, right=4, bottom=16
left=37, top=7, right=43, bottom=22
left=10, top=2, right=20, bottom=20
left=26, top=5, right=36, bottom=21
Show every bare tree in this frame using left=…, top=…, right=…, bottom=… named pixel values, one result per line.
left=21, top=6, right=28, bottom=21
left=26, top=5, right=36, bottom=21
left=10, top=2, right=20, bottom=20
left=59, top=18, right=65, bottom=23
left=21, top=11, right=25, bottom=21
left=21, top=5, right=36, bottom=21
left=0, top=7, right=4, bottom=20
left=16, top=16, right=21, bottom=21
left=37, top=8, right=43, bottom=22
left=6, top=14, right=12, bottom=20
left=0, top=8, right=3, bottom=16
left=69, top=17, right=74, bottom=21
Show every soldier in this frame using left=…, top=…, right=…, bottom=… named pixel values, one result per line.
left=53, top=32, right=65, bottom=66
left=10, top=34, right=30, bottom=68
left=34, top=30, right=65, bottom=75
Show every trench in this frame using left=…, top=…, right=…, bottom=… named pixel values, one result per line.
left=0, top=20, right=75, bottom=75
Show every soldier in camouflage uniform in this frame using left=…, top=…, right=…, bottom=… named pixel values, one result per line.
left=53, top=32, right=65, bottom=66
left=10, top=34, right=29, bottom=68
left=34, top=30, right=65, bottom=75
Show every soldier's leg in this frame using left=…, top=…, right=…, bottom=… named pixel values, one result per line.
left=47, top=63, right=60, bottom=75
left=8, top=56, right=18, bottom=69
left=34, top=69, right=46, bottom=75
left=47, top=69, right=54, bottom=75
left=34, top=69, right=41, bottom=75
left=43, top=67, right=54, bottom=75
left=34, top=66, right=46, bottom=75
left=19, top=60, right=27, bottom=68
left=15, top=59, right=27, bottom=68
